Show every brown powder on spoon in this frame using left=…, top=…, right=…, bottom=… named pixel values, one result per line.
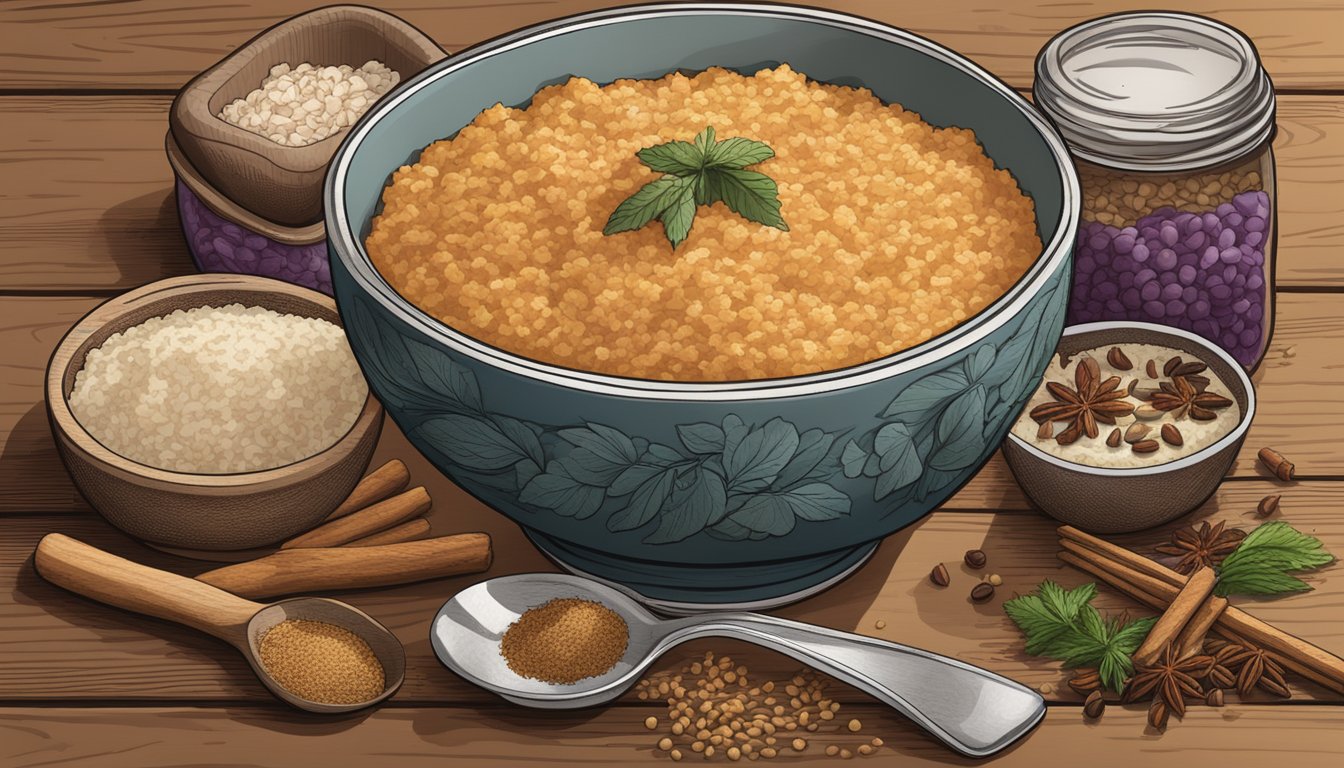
left=500, top=597, right=629, bottom=684
left=258, top=619, right=385, bottom=705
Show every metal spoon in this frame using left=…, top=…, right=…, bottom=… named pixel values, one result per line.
left=431, top=573, right=1044, bottom=758
left=35, top=533, right=405, bottom=713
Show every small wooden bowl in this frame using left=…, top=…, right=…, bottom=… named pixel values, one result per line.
left=46, top=274, right=384, bottom=550
left=169, top=6, right=446, bottom=227
left=1002, top=322, right=1255, bottom=534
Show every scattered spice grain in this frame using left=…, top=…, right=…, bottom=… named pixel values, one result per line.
left=987, top=573, right=1004, bottom=587
left=500, top=598, right=628, bottom=684
left=258, top=619, right=384, bottom=705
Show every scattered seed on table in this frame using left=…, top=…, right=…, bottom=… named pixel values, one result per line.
left=1083, top=690, right=1105, bottom=719
left=971, top=583, right=995, bottom=602
left=1038, top=682, right=1055, bottom=695
left=826, top=745, right=840, bottom=756
left=930, top=563, right=950, bottom=586
left=658, top=737, right=674, bottom=750
left=840, top=748, right=854, bottom=759
left=792, top=738, right=807, bottom=751
left=645, top=716, right=658, bottom=730
left=848, top=719, right=862, bottom=733
left=1256, top=494, right=1281, bottom=518
left=964, top=549, right=987, bottom=569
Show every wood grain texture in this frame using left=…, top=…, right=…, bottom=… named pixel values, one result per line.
left=3, top=0, right=1344, bottom=90
left=1, top=95, right=1341, bottom=290
left=2, top=479, right=1341, bottom=703
left=2, top=293, right=1341, bottom=515
left=3, top=703, right=1344, bottom=768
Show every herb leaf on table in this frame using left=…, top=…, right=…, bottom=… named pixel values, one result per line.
left=605, top=126, right=788, bottom=248
left=1003, top=580, right=1155, bottom=693
left=1215, top=521, right=1334, bottom=596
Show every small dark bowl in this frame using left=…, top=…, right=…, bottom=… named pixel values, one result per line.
left=1002, top=322, right=1255, bottom=533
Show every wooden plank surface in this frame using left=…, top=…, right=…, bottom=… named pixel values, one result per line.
left=3, top=0, right=1344, bottom=91
left=3, top=479, right=1340, bottom=703
left=5, top=703, right=1344, bottom=768
left=0, top=95, right=1341, bottom=291
left=2, top=292, right=1340, bottom=515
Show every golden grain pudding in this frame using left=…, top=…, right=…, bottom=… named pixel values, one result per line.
left=367, top=65, right=1041, bottom=381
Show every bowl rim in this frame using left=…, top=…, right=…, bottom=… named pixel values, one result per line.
left=1003, top=320, right=1256, bottom=476
left=326, top=1, right=1082, bottom=401
left=45, top=273, right=384, bottom=489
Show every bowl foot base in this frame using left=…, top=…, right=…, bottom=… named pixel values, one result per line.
left=524, top=532, right=878, bottom=615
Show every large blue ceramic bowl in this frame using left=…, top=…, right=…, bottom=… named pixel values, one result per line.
left=326, top=3, right=1079, bottom=610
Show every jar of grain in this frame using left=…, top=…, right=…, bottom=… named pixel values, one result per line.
left=1034, top=13, right=1276, bottom=370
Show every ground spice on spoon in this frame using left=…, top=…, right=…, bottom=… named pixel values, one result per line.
left=258, top=619, right=384, bottom=705
left=500, top=597, right=629, bottom=684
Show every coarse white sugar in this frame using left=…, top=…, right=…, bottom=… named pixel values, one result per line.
left=69, top=304, right=368, bottom=474
left=219, top=60, right=399, bottom=147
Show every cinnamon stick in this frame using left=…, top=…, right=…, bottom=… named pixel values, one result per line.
left=346, top=517, right=431, bottom=547
left=1131, top=566, right=1217, bottom=667
left=1058, top=527, right=1344, bottom=695
left=1174, top=594, right=1228, bottom=660
left=325, top=459, right=411, bottom=521
left=283, top=486, right=430, bottom=549
left=197, top=534, right=491, bottom=599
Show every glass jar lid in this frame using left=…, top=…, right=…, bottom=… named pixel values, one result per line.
left=1034, top=12, right=1275, bottom=172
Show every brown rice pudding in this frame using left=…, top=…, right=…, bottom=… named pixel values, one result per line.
left=367, top=65, right=1041, bottom=381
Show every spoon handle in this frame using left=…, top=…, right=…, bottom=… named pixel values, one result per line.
left=664, top=613, right=1044, bottom=758
left=34, top=534, right=262, bottom=643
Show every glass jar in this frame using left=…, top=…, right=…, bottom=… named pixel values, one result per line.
left=1034, top=12, right=1277, bottom=370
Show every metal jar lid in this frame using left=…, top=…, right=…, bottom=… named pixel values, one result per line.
left=1033, top=12, right=1275, bottom=172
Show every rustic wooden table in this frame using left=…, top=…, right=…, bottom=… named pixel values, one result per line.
left=2, top=2, right=1341, bottom=765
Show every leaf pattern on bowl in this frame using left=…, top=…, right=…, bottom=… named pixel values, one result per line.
left=841, top=273, right=1069, bottom=505
left=346, top=267, right=1065, bottom=543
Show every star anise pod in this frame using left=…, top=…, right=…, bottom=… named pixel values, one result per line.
left=1030, top=356, right=1135, bottom=444
left=1150, top=375, right=1235, bottom=420
left=1123, top=644, right=1212, bottom=719
left=1154, top=520, right=1247, bottom=575
left=1217, top=644, right=1291, bottom=697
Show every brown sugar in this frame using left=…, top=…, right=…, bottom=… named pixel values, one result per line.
left=500, top=598, right=629, bottom=684
left=258, top=619, right=384, bottom=705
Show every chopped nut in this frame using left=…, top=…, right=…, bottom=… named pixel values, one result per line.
left=1106, top=346, right=1133, bottom=370
left=1124, top=423, right=1151, bottom=444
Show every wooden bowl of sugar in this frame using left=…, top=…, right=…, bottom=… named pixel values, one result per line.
left=46, top=274, right=383, bottom=550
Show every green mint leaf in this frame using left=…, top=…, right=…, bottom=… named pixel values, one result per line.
left=660, top=180, right=698, bottom=248
left=705, top=136, right=775, bottom=169
left=637, top=140, right=704, bottom=176
left=694, top=126, right=716, bottom=155
left=607, top=126, right=787, bottom=248
left=1215, top=521, right=1334, bottom=596
left=1216, top=568, right=1313, bottom=597
left=1003, top=581, right=1154, bottom=693
left=709, top=168, right=789, bottom=231
left=603, top=176, right=691, bottom=237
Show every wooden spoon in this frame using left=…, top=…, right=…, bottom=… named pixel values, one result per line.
left=34, top=533, right=405, bottom=713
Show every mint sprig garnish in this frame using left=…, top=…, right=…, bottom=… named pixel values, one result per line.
left=604, top=126, right=788, bottom=248
left=1215, top=521, right=1335, bottom=596
left=1003, top=580, right=1156, bottom=693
